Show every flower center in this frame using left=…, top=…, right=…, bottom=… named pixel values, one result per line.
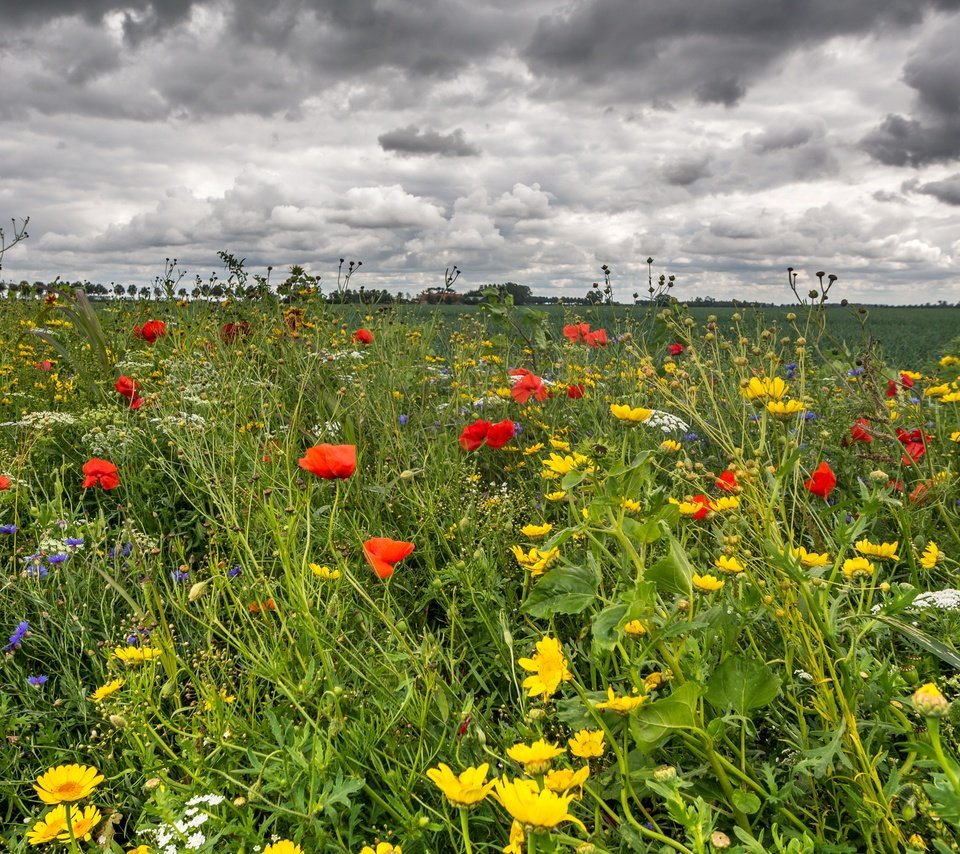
left=55, top=780, right=83, bottom=799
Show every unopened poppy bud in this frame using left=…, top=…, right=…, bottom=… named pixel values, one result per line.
left=188, top=580, right=210, bottom=602
left=912, top=683, right=950, bottom=717
left=109, top=714, right=127, bottom=729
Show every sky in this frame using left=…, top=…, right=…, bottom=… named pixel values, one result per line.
left=2, top=0, right=960, bottom=304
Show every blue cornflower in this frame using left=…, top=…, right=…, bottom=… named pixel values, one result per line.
left=785, top=363, right=797, bottom=379
left=681, top=432, right=700, bottom=443
left=228, top=565, right=243, bottom=579
left=0, top=524, right=17, bottom=535
left=170, top=569, right=190, bottom=584
left=803, top=412, right=818, bottom=421
left=47, top=553, right=69, bottom=565
left=65, top=537, right=84, bottom=547
left=4, top=621, right=29, bottom=652
left=27, top=674, right=48, bottom=687
left=848, top=366, right=864, bottom=377
left=25, top=565, right=49, bottom=580
left=398, top=414, right=408, bottom=426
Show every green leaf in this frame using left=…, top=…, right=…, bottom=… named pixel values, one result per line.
left=646, top=535, right=692, bottom=595
left=731, top=790, right=762, bottom=815
left=872, top=615, right=960, bottom=670
left=621, top=516, right=663, bottom=545
left=705, top=656, right=781, bottom=714
left=591, top=603, right=628, bottom=652
left=629, top=681, right=701, bottom=751
left=522, top=562, right=598, bottom=618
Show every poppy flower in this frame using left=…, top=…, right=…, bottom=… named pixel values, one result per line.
left=583, top=328, right=608, bottom=348
left=459, top=419, right=515, bottom=451
left=715, top=470, right=739, bottom=492
left=115, top=376, right=139, bottom=399
left=249, top=598, right=277, bottom=613
left=34, top=360, right=53, bottom=372
left=363, top=537, right=415, bottom=580
left=667, top=343, right=685, bottom=356
left=298, top=444, right=357, bottom=479
left=804, top=461, right=836, bottom=500
left=686, top=494, right=713, bottom=520
left=848, top=419, right=873, bottom=444
left=353, top=328, right=374, bottom=345
left=510, top=369, right=549, bottom=404
left=567, top=384, right=585, bottom=399
left=896, top=428, right=929, bottom=465
left=220, top=321, right=251, bottom=342
left=134, top=320, right=166, bottom=344
left=0, top=475, right=10, bottom=491
left=82, top=459, right=120, bottom=490
left=563, top=323, right=590, bottom=343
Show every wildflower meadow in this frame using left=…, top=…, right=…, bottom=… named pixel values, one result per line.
left=1, top=280, right=960, bottom=854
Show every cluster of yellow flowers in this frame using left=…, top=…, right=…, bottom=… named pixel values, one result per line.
left=27, top=764, right=104, bottom=846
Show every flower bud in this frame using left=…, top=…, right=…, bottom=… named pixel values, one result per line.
left=188, top=580, right=210, bottom=602
left=653, top=765, right=677, bottom=782
left=710, top=831, right=731, bottom=849
left=912, top=683, right=950, bottom=717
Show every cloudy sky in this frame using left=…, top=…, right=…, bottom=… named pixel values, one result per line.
left=3, top=0, right=960, bottom=303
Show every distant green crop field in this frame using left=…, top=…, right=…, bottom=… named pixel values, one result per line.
left=397, top=304, right=960, bottom=368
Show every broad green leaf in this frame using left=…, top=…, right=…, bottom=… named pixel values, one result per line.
left=621, top=516, right=663, bottom=545
left=629, top=681, right=701, bottom=751
left=731, top=789, right=762, bottom=815
left=522, top=562, right=598, bottom=618
left=646, top=535, right=693, bottom=595
left=591, top=603, right=628, bottom=652
left=705, top=656, right=781, bottom=714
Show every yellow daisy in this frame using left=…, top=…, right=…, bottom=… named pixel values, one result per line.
left=90, top=678, right=124, bottom=703
left=506, top=739, right=565, bottom=774
left=595, top=685, right=646, bottom=714
left=426, top=763, right=496, bottom=808
left=114, top=646, right=163, bottom=665
left=567, top=729, right=605, bottom=759
left=692, top=573, right=725, bottom=593
left=34, top=764, right=105, bottom=805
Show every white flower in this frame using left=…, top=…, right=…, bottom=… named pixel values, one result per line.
left=912, top=589, right=960, bottom=611
left=186, top=832, right=206, bottom=849
left=645, top=409, right=690, bottom=433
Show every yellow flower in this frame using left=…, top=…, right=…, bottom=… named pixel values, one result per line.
left=542, top=453, right=593, bottom=477
left=26, top=805, right=73, bottom=845
left=90, top=678, right=124, bottom=703
left=939, top=355, right=959, bottom=367
left=503, top=820, right=525, bottom=854
left=623, top=619, right=646, bottom=637
left=952, top=431, right=960, bottom=443
left=310, top=564, right=341, bottom=580
left=360, top=844, right=401, bottom=854
left=907, top=833, right=927, bottom=850
left=543, top=765, right=589, bottom=794
left=595, top=685, right=646, bottom=714
left=426, top=763, right=496, bottom=808
left=523, top=443, right=545, bottom=456
left=912, top=683, right=950, bottom=717
left=790, top=547, right=830, bottom=568
left=263, top=842, right=303, bottom=854
left=766, top=399, right=805, bottom=417
left=842, top=556, right=875, bottom=580
left=568, top=729, right=605, bottom=759
left=901, top=370, right=922, bottom=381
left=518, top=636, right=573, bottom=701
left=127, top=847, right=152, bottom=854
left=920, top=541, right=943, bottom=570
left=510, top=545, right=560, bottom=577
left=659, top=439, right=682, bottom=452
left=941, top=391, right=960, bottom=403
left=520, top=522, right=553, bottom=538
left=493, top=777, right=582, bottom=833
left=714, top=555, right=744, bottom=575
left=202, top=687, right=237, bottom=711
left=58, top=805, right=101, bottom=842
left=711, top=496, right=740, bottom=512
left=692, top=573, right=724, bottom=593
left=545, top=490, right=567, bottom=502
left=114, top=646, right=163, bottom=665
left=741, top=376, right=787, bottom=401
left=610, top=403, right=652, bottom=423
left=854, top=539, right=899, bottom=561
left=644, top=671, right=667, bottom=692
left=549, top=438, right=571, bottom=451
left=34, top=764, right=105, bottom=805
left=924, top=383, right=952, bottom=397
left=506, top=739, right=565, bottom=774
left=621, top=498, right=642, bottom=513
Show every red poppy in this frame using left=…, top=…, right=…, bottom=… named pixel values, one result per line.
left=221, top=321, right=251, bottom=342
left=667, top=343, right=685, bottom=357
left=567, top=384, right=585, bottom=399
left=848, top=419, right=874, bottom=444
left=687, top=494, right=713, bottom=520
left=899, top=372, right=914, bottom=389
left=352, top=328, right=374, bottom=345
left=885, top=380, right=898, bottom=398
left=804, top=461, right=836, bottom=500
left=715, top=470, right=739, bottom=492
left=510, top=369, right=549, bottom=404
left=249, top=598, right=277, bottom=613
left=363, top=537, right=415, bottom=580
left=82, top=458, right=120, bottom=490
left=34, top=360, right=53, bottom=372
left=114, top=376, right=143, bottom=408
left=459, top=419, right=515, bottom=451
left=134, top=320, right=166, bottom=344
left=563, top=323, right=590, bottom=343
left=896, top=428, right=929, bottom=465
left=298, top=444, right=357, bottom=479
left=0, top=475, right=10, bottom=490
left=583, top=328, right=608, bottom=348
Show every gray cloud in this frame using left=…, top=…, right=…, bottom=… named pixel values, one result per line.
left=662, top=155, right=712, bottom=187
left=378, top=125, right=481, bottom=157
left=914, top=173, right=960, bottom=205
